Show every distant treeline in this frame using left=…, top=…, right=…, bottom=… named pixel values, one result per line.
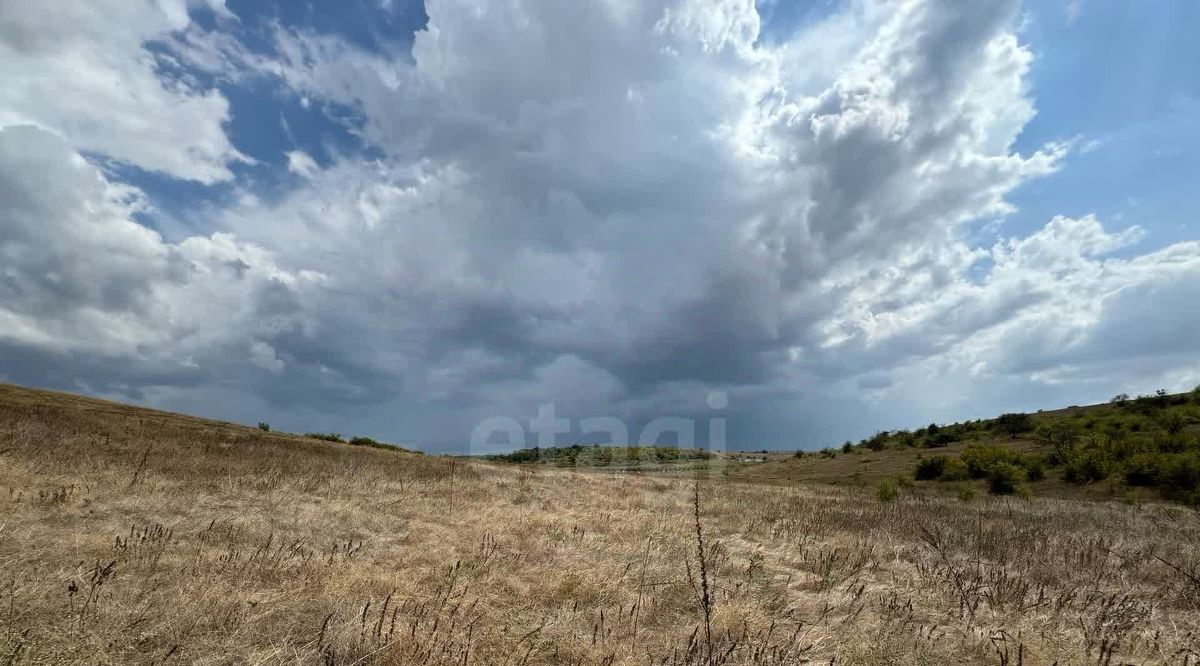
left=490, top=444, right=713, bottom=466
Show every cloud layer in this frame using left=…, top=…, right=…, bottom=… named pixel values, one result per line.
left=1, top=0, right=1197, bottom=449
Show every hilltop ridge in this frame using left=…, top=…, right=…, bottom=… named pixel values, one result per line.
left=732, top=388, right=1200, bottom=504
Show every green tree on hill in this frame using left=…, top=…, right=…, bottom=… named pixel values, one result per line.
left=994, top=412, right=1033, bottom=438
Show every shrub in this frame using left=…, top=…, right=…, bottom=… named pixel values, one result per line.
left=987, top=463, right=1024, bottom=495
left=994, top=412, right=1034, bottom=438
left=924, top=430, right=958, bottom=447
left=1157, top=433, right=1191, bottom=453
left=306, top=433, right=344, bottom=443
left=1023, top=457, right=1045, bottom=482
left=914, top=455, right=947, bottom=480
left=1123, top=453, right=1163, bottom=486
left=1162, top=454, right=1200, bottom=497
left=350, top=436, right=408, bottom=451
left=257, top=422, right=270, bottom=432
left=841, top=441, right=853, bottom=454
left=939, top=457, right=970, bottom=481
left=877, top=478, right=898, bottom=503
left=957, top=486, right=976, bottom=502
left=864, top=433, right=888, bottom=451
left=961, top=445, right=1026, bottom=477
left=1061, top=450, right=1110, bottom=483
left=1162, top=412, right=1187, bottom=436
left=655, top=447, right=682, bottom=461
left=1037, top=422, right=1079, bottom=451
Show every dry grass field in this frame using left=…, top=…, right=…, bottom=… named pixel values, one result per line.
left=2, top=383, right=1200, bottom=664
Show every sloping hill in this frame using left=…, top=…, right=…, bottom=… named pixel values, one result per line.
left=731, top=389, right=1200, bottom=504
left=3, top=381, right=1200, bottom=663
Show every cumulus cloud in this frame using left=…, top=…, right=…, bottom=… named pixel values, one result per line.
left=0, top=0, right=247, bottom=182
left=1, top=0, right=1197, bottom=449
left=0, top=124, right=318, bottom=394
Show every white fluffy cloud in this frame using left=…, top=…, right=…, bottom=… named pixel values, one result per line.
left=0, top=0, right=247, bottom=182
left=0, top=124, right=318, bottom=392
left=0, top=0, right=1197, bottom=448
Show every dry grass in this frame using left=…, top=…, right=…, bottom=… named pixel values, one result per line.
left=2, top=383, right=1199, bottom=664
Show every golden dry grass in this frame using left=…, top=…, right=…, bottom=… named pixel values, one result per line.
left=2, top=383, right=1199, bottom=664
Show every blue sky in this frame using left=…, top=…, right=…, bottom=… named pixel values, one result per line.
left=1010, top=1, right=1200, bottom=250
left=1, top=0, right=1198, bottom=452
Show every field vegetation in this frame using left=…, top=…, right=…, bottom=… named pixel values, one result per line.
left=738, top=389, right=1200, bottom=505
left=2, top=383, right=1199, bottom=663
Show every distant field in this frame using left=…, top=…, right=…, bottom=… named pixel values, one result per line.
left=2, top=382, right=1199, bottom=664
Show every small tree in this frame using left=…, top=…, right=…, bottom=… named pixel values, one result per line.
left=994, top=412, right=1034, bottom=439
left=914, top=456, right=948, bottom=480
left=865, top=432, right=889, bottom=451
left=257, top=422, right=270, bottom=432
left=1037, top=422, right=1079, bottom=463
left=1110, top=393, right=1130, bottom=406
left=987, top=463, right=1024, bottom=495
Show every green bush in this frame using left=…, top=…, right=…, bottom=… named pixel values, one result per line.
left=924, top=430, right=958, bottom=447
left=1156, top=433, right=1191, bottom=453
left=655, top=447, right=682, bottom=461
left=1123, top=453, right=1163, bottom=486
left=1023, top=457, right=1045, bottom=482
left=864, top=432, right=890, bottom=451
left=961, top=445, right=1041, bottom=480
left=877, top=478, right=898, bottom=503
left=1037, top=422, right=1080, bottom=462
left=257, top=422, right=270, bottom=432
left=914, top=455, right=947, bottom=480
left=1162, top=454, right=1200, bottom=497
left=1061, top=450, right=1110, bottom=483
left=1162, top=412, right=1188, bottom=436
left=939, top=457, right=970, bottom=481
left=994, top=412, right=1034, bottom=438
left=305, top=432, right=344, bottom=443
left=987, top=463, right=1024, bottom=495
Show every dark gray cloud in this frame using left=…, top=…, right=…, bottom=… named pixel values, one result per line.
left=1, top=0, right=1198, bottom=451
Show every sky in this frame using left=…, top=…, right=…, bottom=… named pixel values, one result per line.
left=1, top=0, right=1198, bottom=453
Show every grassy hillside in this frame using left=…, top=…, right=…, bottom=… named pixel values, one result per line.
left=2, top=382, right=1200, bottom=663
left=731, top=389, right=1200, bottom=504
